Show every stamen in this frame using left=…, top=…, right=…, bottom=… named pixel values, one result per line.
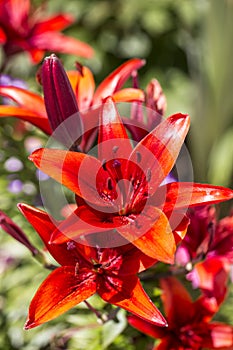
left=67, top=241, right=76, bottom=250
left=75, top=262, right=79, bottom=275
left=112, top=159, right=121, bottom=168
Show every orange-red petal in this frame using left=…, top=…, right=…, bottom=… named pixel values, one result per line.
left=98, top=97, right=133, bottom=162
left=25, top=266, right=96, bottom=329
left=98, top=275, right=167, bottom=326
left=18, top=203, right=79, bottom=266
left=29, top=148, right=110, bottom=207
left=93, top=58, right=146, bottom=105
left=0, top=105, right=51, bottom=134
left=115, top=206, right=176, bottom=263
left=154, top=182, right=233, bottom=213
left=160, top=277, right=194, bottom=327
left=128, top=113, right=190, bottom=196
left=31, top=32, right=94, bottom=58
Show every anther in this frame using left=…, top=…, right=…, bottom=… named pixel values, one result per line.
left=136, top=151, right=142, bottom=163
left=146, top=168, right=151, bottom=182
left=102, top=159, right=107, bottom=171
left=112, top=146, right=119, bottom=154
left=107, top=178, right=113, bottom=191
left=112, top=159, right=121, bottom=168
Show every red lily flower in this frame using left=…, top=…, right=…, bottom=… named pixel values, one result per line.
left=176, top=206, right=233, bottom=303
left=18, top=202, right=166, bottom=329
left=0, top=56, right=145, bottom=150
left=0, top=0, right=93, bottom=64
left=176, top=206, right=233, bottom=266
left=187, top=256, right=230, bottom=311
left=28, top=98, right=233, bottom=262
left=128, top=277, right=233, bottom=350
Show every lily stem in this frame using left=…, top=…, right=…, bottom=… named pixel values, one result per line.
left=84, top=300, right=104, bottom=324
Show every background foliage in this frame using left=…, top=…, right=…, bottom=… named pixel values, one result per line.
left=0, top=0, right=233, bottom=349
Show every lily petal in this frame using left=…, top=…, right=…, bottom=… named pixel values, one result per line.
left=33, top=14, right=74, bottom=33
left=112, top=88, right=145, bottom=103
left=0, top=105, right=51, bottom=134
left=98, top=275, right=167, bottom=326
left=93, top=58, right=146, bottom=105
left=29, top=148, right=111, bottom=207
left=160, top=277, right=194, bottom=327
left=0, top=86, right=46, bottom=115
left=115, top=206, right=176, bottom=263
left=128, top=315, right=167, bottom=339
left=205, top=323, right=233, bottom=348
left=68, top=65, right=95, bottom=112
left=153, top=182, right=233, bottom=213
left=32, top=32, right=94, bottom=58
left=0, top=27, right=6, bottom=44
left=98, top=97, right=133, bottom=162
left=128, top=113, right=190, bottom=196
left=18, top=203, right=79, bottom=266
left=50, top=205, right=118, bottom=244
left=25, top=266, right=96, bottom=329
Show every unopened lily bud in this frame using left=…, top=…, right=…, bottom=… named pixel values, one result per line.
left=0, top=210, right=38, bottom=256
left=42, top=54, right=83, bottom=148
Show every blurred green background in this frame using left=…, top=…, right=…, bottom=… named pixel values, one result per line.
left=1, top=0, right=233, bottom=349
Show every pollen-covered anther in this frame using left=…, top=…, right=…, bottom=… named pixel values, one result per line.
left=112, top=159, right=121, bottom=168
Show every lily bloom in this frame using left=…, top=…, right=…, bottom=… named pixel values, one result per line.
left=0, top=0, right=93, bottom=64
left=176, top=206, right=233, bottom=266
left=0, top=56, right=145, bottom=150
left=128, top=277, right=233, bottom=350
left=28, top=98, right=233, bottom=261
left=176, top=206, right=233, bottom=303
left=18, top=202, right=166, bottom=329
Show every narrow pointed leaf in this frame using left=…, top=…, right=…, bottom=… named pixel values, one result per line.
left=93, top=58, right=146, bottom=105
left=25, top=266, right=96, bottom=329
